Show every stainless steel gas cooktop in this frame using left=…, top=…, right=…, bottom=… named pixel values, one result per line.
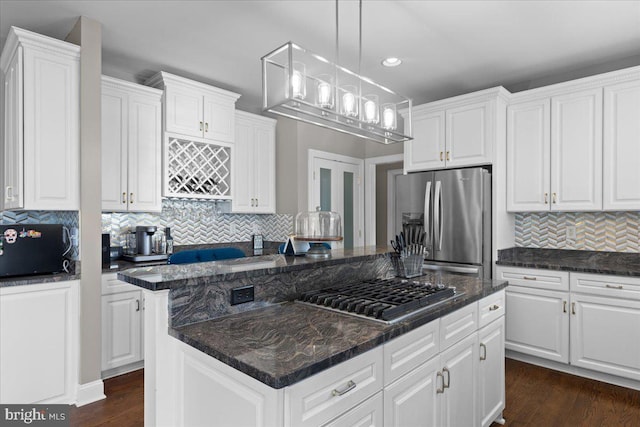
left=297, top=278, right=459, bottom=324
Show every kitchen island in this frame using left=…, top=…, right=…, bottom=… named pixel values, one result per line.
left=118, top=247, right=507, bottom=427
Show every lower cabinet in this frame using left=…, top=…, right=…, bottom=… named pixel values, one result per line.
left=101, top=273, right=144, bottom=377
left=498, top=266, right=640, bottom=386
left=324, top=392, right=383, bottom=427
left=478, top=317, right=505, bottom=427
left=0, top=280, right=79, bottom=404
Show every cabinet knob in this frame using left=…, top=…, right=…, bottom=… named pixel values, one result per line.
left=442, top=367, right=450, bottom=388
left=489, top=304, right=500, bottom=311
left=200, top=121, right=203, bottom=132
left=331, top=380, right=356, bottom=397
left=205, top=122, right=209, bottom=132
left=480, top=343, right=487, bottom=361
left=552, top=192, right=557, bottom=204
left=544, top=192, right=548, bottom=204
left=135, top=299, right=140, bottom=312
left=436, top=371, right=445, bottom=394
left=440, top=151, right=444, bottom=162
left=563, top=300, right=567, bottom=313
left=255, top=198, right=258, bottom=207
left=130, top=193, right=134, bottom=204
left=122, top=192, right=127, bottom=204
left=446, top=151, right=450, bottom=161
left=571, top=302, right=576, bottom=315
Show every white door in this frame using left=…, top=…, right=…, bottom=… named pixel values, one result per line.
left=440, top=332, right=478, bottom=427
left=603, top=80, right=640, bottom=210
left=102, top=291, right=143, bottom=371
left=203, top=94, right=234, bottom=142
left=2, top=46, right=23, bottom=210
left=309, top=151, right=364, bottom=249
left=165, top=85, right=203, bottom=138
left=477, top=317, right=505, bottom=427
left=101, top=84, right=128, bottom=211
left=506, top=99, right=551, bottom=211
left=404, top=111, right=445, bottom=172
left=446, top=100, right=493, bottom=168
left=505, top=287, right=570, bottom=363
left=551, top=88, right=603, bottom=211
left=253, top=124, right=276, bottom=213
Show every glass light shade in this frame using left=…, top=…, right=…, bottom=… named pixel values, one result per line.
left=381, top=103, right=397, bottom=130
left=340, top=85, right=359, bottom=117
left=362, top=94, right=379, bottom=124
left=288, top=61, right=306, bottom=100
left=316, top=74, right=334, bottom=109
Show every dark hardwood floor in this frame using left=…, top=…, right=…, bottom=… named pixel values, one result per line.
left=71, top=359, right=640, bottom=426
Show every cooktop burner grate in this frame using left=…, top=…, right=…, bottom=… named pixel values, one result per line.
left=297, top=278, right=458, bottom=324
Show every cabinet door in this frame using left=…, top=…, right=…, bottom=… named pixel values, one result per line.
left=440, top=332, right=478, bottom=427
left=203, top=94, right=235, bottom=142
left=506, top=99, right=551, bottom=211
left=505, top=287, right=569, bottom=363
left=127, top=93, right=162, bottom=212
left=102, top=291, right=143, bottom=371
left=404, top=111, right=445, bottom=172
left=165, top=85, right=203, bottom=138
left=551, top=88, right=603, bottom=211
left=324, top=392, right=383, bottom=427
left=22, top=44, right=79, bottom=210
left=603, top=80, right=640, bottom=210
left=570, top=293, right=640, bottom=381
left=446, top=100, right=493, bottom=168
left=231, top=117, right=255, bottom=213
left=252, top=124, right=276, bottom=213
left=383, top=355, right=441, bottom=427
left=478, top=317, right=505, bottom=427
left=2, top=46, right=23, bottom=210
left=101, top=85, right=129, bottom=211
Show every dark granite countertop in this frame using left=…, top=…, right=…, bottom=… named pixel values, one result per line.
left=497, top=247, right=640, bottom=277
left=118, top=246, right=391, bottom=291
left=0, top=271, right=80, bottom=288
left=169, top=271, right=507, bottom=388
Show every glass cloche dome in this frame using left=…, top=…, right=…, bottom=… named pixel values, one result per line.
left=294, top=209, right=343, bottom=258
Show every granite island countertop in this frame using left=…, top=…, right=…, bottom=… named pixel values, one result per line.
left=118, top=246, right=391, bottom=291
left=169, top=271, right=507, bottom=388
left=497, top=247, right=640, bottom=277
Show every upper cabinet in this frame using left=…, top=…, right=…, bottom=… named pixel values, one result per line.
left=1, top=27, right=79, bottom=211
left=232, top=111, right=276, bottom=214
left=603, top=80, right=640, bottom=210
left=507, top=67, right=640, bottom=212
left=403, top=88, right=507, bottom=173
left=146, top=72, right=240, bottom=200
left=146, top=71, right=240, bottom=143
left=101, top=76, right=163, bottom=212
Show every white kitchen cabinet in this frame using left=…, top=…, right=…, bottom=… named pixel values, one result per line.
left=146, top=71, right=240, bottom=143
left=478, top=317, right=505, bottom=427
left=232, top=111, right=276, bottom=213
left=324, top=392, right=383, bottom=427
left=507, top=88, right=603, bottom=211
left=1, top=26, right=79, bottom=211
left=101, top=76, right=162, bottom=212
left=101, top=273, right=144, bottom=377
left=439, top=332, right=479, bottom=427
left=403, top=88, right=506, bottom=173
left=603, top=79, right=640, bottom=210
left=570, top=273, right=640, bottom=381
left=551, top=88, right=603, bottom=211
left=0, top=280, right=79, bottom=404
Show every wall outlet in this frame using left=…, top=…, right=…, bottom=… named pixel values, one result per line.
left=231, top=285, right=254, bottom=305
left=566, top=225, right=577, bottom=242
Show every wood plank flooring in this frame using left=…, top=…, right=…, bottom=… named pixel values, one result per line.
left=71, top=359, right=640, bottom=426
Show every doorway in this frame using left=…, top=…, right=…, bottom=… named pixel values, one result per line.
left=308, top=150, right=364, bottom=249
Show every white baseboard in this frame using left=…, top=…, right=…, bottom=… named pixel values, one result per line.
left=75, top=379, right=106, bottom=407
left=102, top=361, right=144, bottom=380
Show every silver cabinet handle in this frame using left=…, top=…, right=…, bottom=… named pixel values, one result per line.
left=571, top=302, right=576, bottom=315
left=5, top=186, right=13, bottom=202
left=130, top=193, right=134, bottom=204
left=255, top=198, right=258, bottom=207
left=563, top=301, right=567, bottom=313
left=205, top=122, right=209, bottom=132
left=332, top=380, right=356, bottom=397
left=552, top=192, right=557, bottom=204
left=442, top=367, right=450, bottom=389
left=544, top=192, right=548, bottom=204
left=135, top=299, right=140, bottom=312
left=523, top=276, right=537, bottom=280
left=605, top=284, right=623, bottom=290
left=480, top=343, right=487, bottom=361
left=436, top=371, right=445, bottom=394
left=200, top=121, right=203, bottom=131
left=489, top=304, right=500, bottom=311
left=122, top=192, right=127, bottom=204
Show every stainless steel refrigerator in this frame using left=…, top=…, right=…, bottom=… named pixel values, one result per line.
left=394, top=167, right=491, bottom=279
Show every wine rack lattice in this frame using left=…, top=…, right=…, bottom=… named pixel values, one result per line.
left=166, top=137, right=231, bottom=198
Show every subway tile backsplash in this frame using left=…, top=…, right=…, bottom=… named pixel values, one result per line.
left=515, top=211, right=640, bottom=253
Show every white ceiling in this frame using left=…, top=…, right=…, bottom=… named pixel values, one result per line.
left=1, top=0, right=639, bottom=113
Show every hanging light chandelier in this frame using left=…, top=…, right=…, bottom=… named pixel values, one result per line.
left=261, top=0, right=412, bottom=144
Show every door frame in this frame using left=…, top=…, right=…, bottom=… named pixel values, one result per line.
left=308, top=149, right=365, bottom=247
left=363, top=154, right=404, bottom=246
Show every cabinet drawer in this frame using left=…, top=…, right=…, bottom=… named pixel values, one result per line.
left=383, top=319, right=439, bottom=386
left=102, top=273, right=140, bottom=295
left=496, top=266, right=569, bottom=291
left=322, top=391, right=383, bottom=427
left=285, top=347, right=383, bottom=427
left=440, top=301, right=478, bottom=351
left=478, top=290, right=505, bottom=328
left=571, top=273, right=640, bottom=301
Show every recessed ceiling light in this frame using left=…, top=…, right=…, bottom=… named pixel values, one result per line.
left=382, top=57, right=402, bottom=67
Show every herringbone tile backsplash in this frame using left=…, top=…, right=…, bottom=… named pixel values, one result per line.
left=515, top=212, right=640, bottom=252
left=102, top=199, right=293, bottom=247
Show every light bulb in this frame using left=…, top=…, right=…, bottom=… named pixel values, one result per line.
left=363, top=95, right=379, bottom=124
left=382, top=104, right=397, bottom=130
left=316, top=74, right=334, bottom=108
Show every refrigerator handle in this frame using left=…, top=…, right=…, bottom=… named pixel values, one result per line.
left=424, top=181, right=432, bottom=243
left=434, top=180, right=443, bottom=251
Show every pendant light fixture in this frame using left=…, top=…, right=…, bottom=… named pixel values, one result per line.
left=261, top=0, right=412, bottom=144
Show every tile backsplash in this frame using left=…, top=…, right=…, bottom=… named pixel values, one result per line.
left=102, top=198, right=293, bottom=247
left=515, top=211, right=640, bottom=253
